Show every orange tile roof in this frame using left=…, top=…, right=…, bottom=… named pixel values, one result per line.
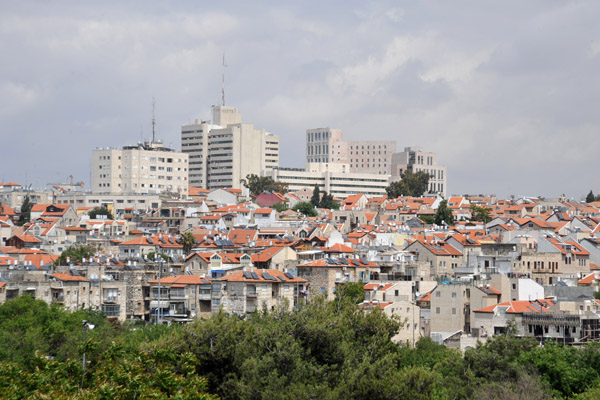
left=148, top=275, right=211, bottom=285
left=363, top=282, right=394, bottom=292
left=328, top=243, right=355, bottom=253
left=24, top=254, right=59, bottom=269
left=251, top=247, right=285, bottom=263
left=52, top=273, right=89, bottom=282
left=254, top=208, right=274, bottom=215
left=474, top=299, right=554, bottom=314
left=15, top=234, right=41, bottom=243
left=578, top=273, right=600, bottom=285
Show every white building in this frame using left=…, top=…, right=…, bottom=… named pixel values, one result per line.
left=391, top=147, right=447, bottom=197
left=306, top=128, right=395, bottom=176
left=91, top=141, right=189, bottom=196
left=181, top=106, right=279, bottom=190
left=264, top=162, right=390, bottom=198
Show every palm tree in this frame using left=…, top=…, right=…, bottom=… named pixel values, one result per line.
left=179, top=232, right=197, bottom=255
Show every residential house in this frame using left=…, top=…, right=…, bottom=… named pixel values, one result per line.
left=211, top=269, right=308, bottom=314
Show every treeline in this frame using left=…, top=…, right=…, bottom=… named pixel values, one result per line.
left=2, top=295, right=600, bottom=399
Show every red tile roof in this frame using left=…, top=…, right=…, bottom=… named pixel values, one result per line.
left=52, top=273, right=89, bottom=282
left=148, top=275, right=211, bottom=285
left=474, top=299, right=554, bottom=314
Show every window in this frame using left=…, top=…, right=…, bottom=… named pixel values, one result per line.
left=436, top=307, right=440, bottom=314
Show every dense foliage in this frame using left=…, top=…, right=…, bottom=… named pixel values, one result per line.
left=17, top=195, right=33, bottom=226
left=435, top=199, right=455, bottom=226
left=292, top=201, right=318, bottom=217
left=586, top=190, right=600, bottom=203
left=470, top=204, right=491, bottom=223
left=385, top=170, right=431, bottom=198
left=3, top=295, right=600, bottom=399
left=241, top=174, right=289, bottom=197
left=56, top=243, right=98, bottom=266
left=88, top=206, right=114, bottom=220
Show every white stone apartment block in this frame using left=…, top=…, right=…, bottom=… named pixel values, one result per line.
left=181, top=106, right=279, bottom=190
left=92, top=141, right=188, bottom=197
left=306, top=128, right=395, bottom=175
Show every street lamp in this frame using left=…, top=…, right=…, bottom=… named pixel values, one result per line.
left=82, top=320, right=95, bottom=373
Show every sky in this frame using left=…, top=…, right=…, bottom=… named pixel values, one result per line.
left=1, top=1, right=599, bottom=200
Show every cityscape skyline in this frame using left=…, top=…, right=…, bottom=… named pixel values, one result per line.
left=2, top=1, right=600, bottom=199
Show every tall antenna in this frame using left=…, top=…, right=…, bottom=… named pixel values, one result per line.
left=221, top=53, right=227, bottom=106
left=152, top=97, right=156, bottom=143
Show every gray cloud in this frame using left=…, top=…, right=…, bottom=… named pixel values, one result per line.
left=1, top=1, right=599, bottom=199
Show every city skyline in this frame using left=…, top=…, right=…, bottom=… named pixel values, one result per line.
left=2, top=1, right=600, bottom=199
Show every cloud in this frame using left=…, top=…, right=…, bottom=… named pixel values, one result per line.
left=1, top=1, right=599, bottom=199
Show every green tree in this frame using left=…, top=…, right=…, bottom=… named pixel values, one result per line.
left=17, top=195, right=33, bottom=226
left=586, top=190, right=596, bottom=203
left=434, top=199, right=454, bottom=226
left=420, top=215, right=435, bottom=224
left=310, top=184, right=321, bottom=207
left=292, top=201, right=318, bottom=217
left=470, top=205, right=491, bottom=223
left=319, top=191, right=340, bottom=209
left=386, top=170, right=431, bottom=198
left=179, top=231, right=197, bottom=255
left=56, top=243, right=97, bottom=265
left=89, top=206, right=113, bottom=220
left=334, top=282, right=365, bottom=304
left=240, top=174, right=288, bottom=196
left=272, top=202, right=288, bottom=212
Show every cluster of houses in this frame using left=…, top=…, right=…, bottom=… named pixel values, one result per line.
left=2, top=183, right=600, bottom=349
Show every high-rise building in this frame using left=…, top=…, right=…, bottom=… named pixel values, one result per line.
left=391, top=147, right=446, bottom=197
left=182, top=106, right=279, bottom=190
left=91, top=141, right=189, bottom=196
left=306, top=128, right=395, bottom=175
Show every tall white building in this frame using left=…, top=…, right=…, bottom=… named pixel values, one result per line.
left=306, top=128, right=395, bottom=175
left=91, top=141, right=189, bottom=196
left=391, top=147, right=447, bottom=197
left=182, top=106, right=279, bottom=190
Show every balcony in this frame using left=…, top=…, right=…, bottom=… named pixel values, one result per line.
left=246, top=290, right=258, bottom=297
left=199, top=290, right=211, bottom=301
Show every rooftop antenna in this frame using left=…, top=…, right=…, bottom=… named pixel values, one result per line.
left=152, top=97, right=156, bottom=143
left=222, top=53, right=227, bottom=106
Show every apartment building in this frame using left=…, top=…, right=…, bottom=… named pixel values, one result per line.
left=181, top=106, right=279, bottom=190
left=306, top=128, right=395, bottom=175
left=391, top=147, right=446, bottom=197
left=211, top=269, right=308, bottom=314
left=92, top=141, right=188, bottom=196
left=264, top=162, right=390, bottom=198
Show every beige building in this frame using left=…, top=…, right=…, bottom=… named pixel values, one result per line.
left=211, top=269, right=308, bottom=314
left=297, top=257, right=380, bottom=298
left=391, top=147, right=447, bottom=197
left=306, top=128, right=395, bottom=175
left=92, top=141, right=188, bottom=196
left=265, top=163, right=390, bottom=198
left=181, top=106, right=279, bottom=190
left=55, top=192, right=161, bottom=215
